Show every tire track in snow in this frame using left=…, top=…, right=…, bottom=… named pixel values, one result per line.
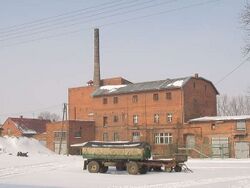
left=0, top=161, right=68, bottom=179
left=111, top=175, right=250, bottom=188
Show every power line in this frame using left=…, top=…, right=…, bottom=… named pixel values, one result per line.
left=216, top=57, right=250, bottom=85
left=0, top=0, right=220, bottom=49
left=0, top=0, right=139, bottom=36
left=0, top=0, right=122, bottom=32
left=0, top=0, right=173, bottom=42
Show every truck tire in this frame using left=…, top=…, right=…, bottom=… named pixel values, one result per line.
left=100, top=166, right=108, bottom=173
left=88, top=161, right=100, bottom=173
left=127, top=161, right=139, bottom=175
left=174, top=165, right=182, bottom=172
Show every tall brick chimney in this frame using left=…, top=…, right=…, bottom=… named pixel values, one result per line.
left=93, top=28, right=101, bottom=88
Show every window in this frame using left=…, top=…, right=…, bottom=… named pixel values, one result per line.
left=132, top=95, right=138, bottom=103
left=103, top=98, right=108, bottom=104
left=103, top=133, right=108, bottom=141
left=133, top=115, right=138, bottom=125
left=167, top=113, right=173, bottom=123
left=113, top=132, right=119, bottom=141
left=155, top=133, right=172, bottom=144
left=7, top=128, right=11, bottom=136
left=132, top=132, right=140, bottom=142
left=74, top=127, right=82, bottom=138
left=113, top=97, right=118, bottom=104
left=153, top=93, right=159, bottom=101
left=236, top=120, right=246, bottom=131
left=154, top=114, right=160, bottom=124
left=103, top=116, right=108, bottom=127
left=211, top=123, right=216, bottom=130
left=166, top=92, right=172, bottom=100
left=54, top=131, right=66, bottom=141
left=113, top=115, right=119, bottom=122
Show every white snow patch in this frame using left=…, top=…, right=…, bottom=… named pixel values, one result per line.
left=0, top=136, right=54, bottom=155
left=100, top=85, right=127, bottom=92
left=190, top=115, right=250, bottom=122
left=167, top=80, right=184, bottom=87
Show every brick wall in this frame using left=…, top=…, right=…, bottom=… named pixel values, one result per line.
left=183, top=78, right=217, bottom=122
left=1, top=118, right=22, bottom=137
left=182, top=119, right=250, bottom=158
left=46, top=120, right=95, bottom=155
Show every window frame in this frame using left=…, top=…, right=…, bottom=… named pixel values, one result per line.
left=103, top=98, right=108, bottom=104
left=154, top=114, right=160, bottom=124
left=113, top=96, right=118, bottom=104
left=166, top=92, right=172, bottom=100
left=153, top=93, right=159, bottom=101
left=133, top=115, right=138, bottom=125
left=167, top=113, right=173, bottom=123
left=155, top=133, right=172, bottom=144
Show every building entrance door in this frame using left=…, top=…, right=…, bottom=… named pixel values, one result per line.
left=235, top=142, right=249, bottom=158
left=211, top=137, right=229, bottom=158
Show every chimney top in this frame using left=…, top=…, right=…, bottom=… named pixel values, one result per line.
left=194, top=73, right=199, bottom=78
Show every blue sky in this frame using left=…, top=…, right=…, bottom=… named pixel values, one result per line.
left=0, top=0, right=249, bottom=123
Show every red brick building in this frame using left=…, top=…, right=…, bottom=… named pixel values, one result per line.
left=183, top=116, right=250, bottom=158
left=67, top=28, right=220, bottom=157
left=68, top=75, right=218, bottom=156
left=1, top=117, right=50, bottom=146
left=46, top=120, right=95, bottom=155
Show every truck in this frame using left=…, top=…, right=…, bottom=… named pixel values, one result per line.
left=82, top=141, right=187, bottom=175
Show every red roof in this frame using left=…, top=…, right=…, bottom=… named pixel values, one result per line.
left=10, top=117, right=50, bottom=135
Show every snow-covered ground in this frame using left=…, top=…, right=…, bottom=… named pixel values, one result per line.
left=0, top=137, right=250, bottom=188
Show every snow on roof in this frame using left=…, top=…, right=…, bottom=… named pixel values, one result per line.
left=71, top=141, right=130, bottom=147
left=14, top=123, right=37, bottom=134
left=99, top=85, right=127, bottom=92
left=189, top=115, right=250, bottom=122
left=167, top=80, right=184, bottom=87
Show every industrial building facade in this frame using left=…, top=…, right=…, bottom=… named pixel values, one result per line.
left=67, top=28, right=225, bottom=157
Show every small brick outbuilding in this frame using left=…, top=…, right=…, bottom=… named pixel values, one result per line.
left=46, top=120, right=95, bottom=155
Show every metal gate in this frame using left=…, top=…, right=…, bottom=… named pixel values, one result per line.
left=235, top=142, right=249, bottom=158
left=54, top=141, right=67, bottom=155
left=186, top=135, right=195, bottom=149
left=211, top=137, right=229, bottom=158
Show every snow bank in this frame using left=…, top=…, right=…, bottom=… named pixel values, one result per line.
left=0, top=136, right=54, bottom=155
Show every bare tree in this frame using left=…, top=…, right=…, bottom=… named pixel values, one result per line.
left=241, top=4, right=250, bottom=55
left=217, top=94, right=250, bottom=116
left=38, top=111, right=60, bottom=121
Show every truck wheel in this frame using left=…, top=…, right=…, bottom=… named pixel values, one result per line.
left=88, top=161, right=100, bottom=173
left=127, top=161, right=139, bottom=175
left=100, top=166, right=108, bottom=173
left=139, top=165, right=148, bottom=174
left=174, top=165, right=182, bottom=172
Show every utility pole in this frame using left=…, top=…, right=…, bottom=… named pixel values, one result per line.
left=59, top=103, right=67, bottom=155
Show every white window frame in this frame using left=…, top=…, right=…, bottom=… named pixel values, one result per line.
left=132, top=132, right=140, bottom=142
left=133, top=115, right=138, bottom=125
left=155, top=133, right=172, bottom=144
left=167, top=113, right=173, bottom=123
left=236, top=120, right=246, bottom=131
left=154, top=114, right=160, bottom=124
